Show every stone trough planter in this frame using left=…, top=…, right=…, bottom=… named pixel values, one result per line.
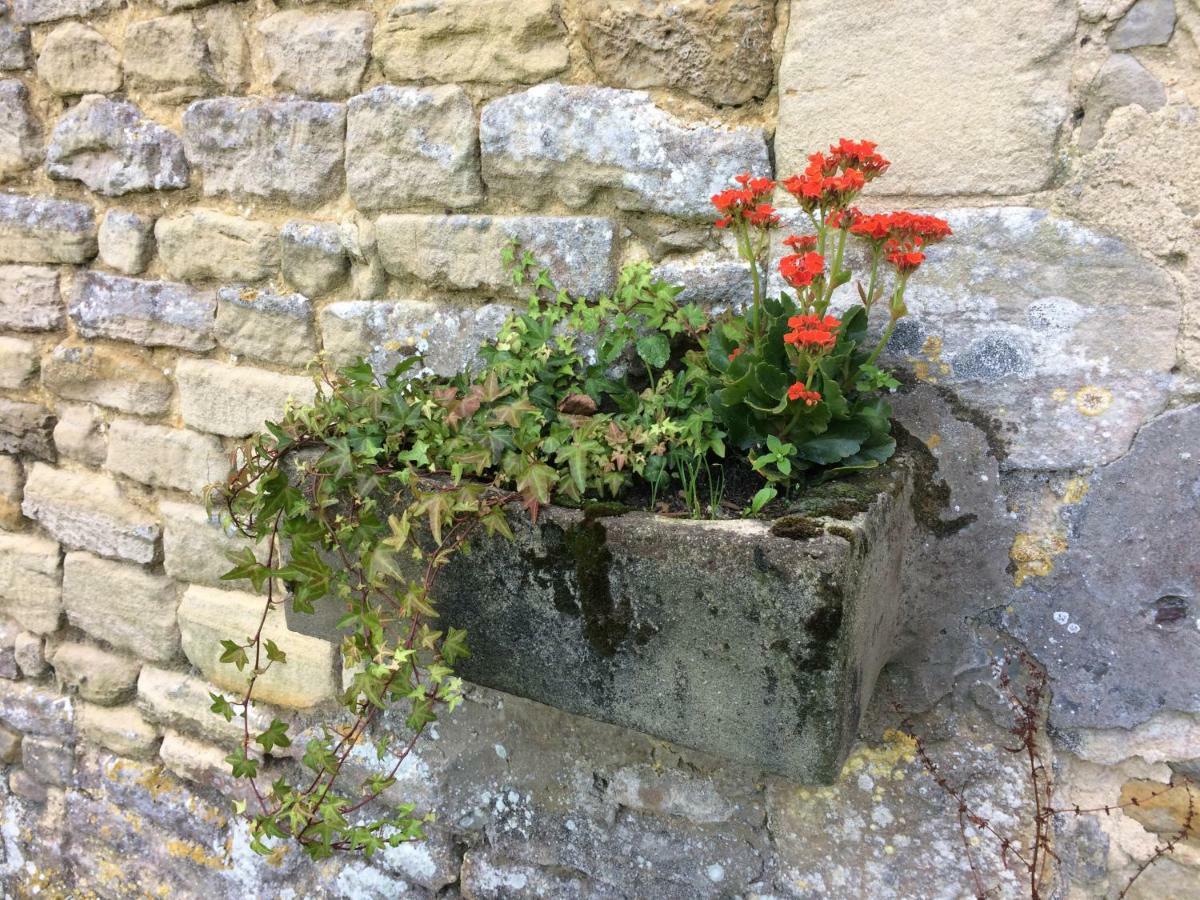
left=287, top=459, right=916, bottom=783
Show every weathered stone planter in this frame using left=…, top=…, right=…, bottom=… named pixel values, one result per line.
left=288, top=460, right=915, bottom=783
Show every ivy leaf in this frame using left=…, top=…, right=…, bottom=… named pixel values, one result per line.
left=264, top=640, right=287, bottom=665
left=209, top=692, right=236, bottom=722
left=255, top=719, right=292, bottom=754
left=219, top=639, right=250, bottom=672
left=226, top=748, right=258, bottom=779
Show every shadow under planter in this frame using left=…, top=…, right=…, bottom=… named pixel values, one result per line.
left=286, top=459, right=916, bottom=783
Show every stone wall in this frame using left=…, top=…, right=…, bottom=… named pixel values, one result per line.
left=0, top=0, right=1198, bottom=896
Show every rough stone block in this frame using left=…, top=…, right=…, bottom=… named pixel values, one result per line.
left=291, top=463, right=916, bottom=780
left=105, top=418, right=228, bottom=495
left=42, top=341, right=173, bottom=415
left=157, top=729, right=228, bottom=783
left=0, top=25, right=32, bottom=71
left=69, top=271, right=216, bottom=351
left=0, top=265, right=61, bottom=330
left=864, top=207, right=1179, bottom=469
left=0, top=398, right=55, bottom=460
left=776, top=0, right=1074, bottom=195
left=199, top=6, right=248, bottom=93
left=0, top=193, right=96, bottom=264
left=155, top=209, right=277, bottom=282
left=279, top=222, right=347, bottom=298
left=0, top=618, right=16, bottom=678
left=21, top=463, right=161, bottom=564
left=0, top=532, right=62, bottom=634
left=653, top=253, right=754, bottom=312
left=76, top=702, right=160, bottom=759
left=0, top=681, right=72, bottom=737
left=0, top=455, right=22, bottom=529
left=14, top=631, right=46, bottom=677
left=175, top=358, right=316, bottom=438
left=7, top=767, right=46, bottom=802
left=321, top=299, right=513, bottom=377
left=52, top=405, right=106, bottom=467
left=0, top=335, right=38, bottom=389
left=35, top=22, right=121, bottom=95
left=46, top=96, right=189, bottom=195
left=50, top=642, right=140, bottom=705
left=22, top=735, right=73, bottom=785
left=1110, top=0, right=1176, bottom=48
left=10, top=0, right=118, bottom=24
left=179, top=585, right=338, bottom=709
left=257, top=10, right=371, bottom=99
left=374, top=0, right=567, bottom=84
left=137, top=665, right=269, bottom=745
left=214, top=286, right=318, bottom=366
left=63, top=552, right=180, bottom=663
left=124, top=13, right=216, bottom=101
left=161, top=499, right=267, bottom=591
left=346, top=85, right=482, bottom=211
left=580, top=0, right=775, bottom=106
left=1079, top=54, right=1166, bottom=151
left=0, top=80, right=42, bottom=178
left=98, top=210, right=155, bottom=275
left=376, top=214, right=615, bottom=298
left=480, top=85, right=771, bottom=218
left=182, top=97, right=345, bottom=207
left=0, top=723, right=20, bottom=763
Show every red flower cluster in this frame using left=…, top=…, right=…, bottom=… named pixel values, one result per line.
left=780, top=139, right=889, bottom=215
left=779, top=251, right=825, bottom=290
left=711, top=173, right=778, bottom=229
left=848, top=211, right=953, bottom=273
left=787, top=383, right=822, bottom=406
left=783, top=313, right=840, bottom=351
left=783, top=234, right=818, bottom=252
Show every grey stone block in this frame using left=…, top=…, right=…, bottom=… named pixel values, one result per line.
left=0, top=193, right=96, bottom=264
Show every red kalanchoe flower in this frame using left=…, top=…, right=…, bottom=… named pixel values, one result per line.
left=828, top=139, right=890, bottom=180
left=784, top=328, right=837, bottom=350
left=826, top=206, right=862, bottom=230
left=743, top=203, right=780, bottom=228
left=783, top=234, right=819, bottom=252
left=787, top=314, right=841, bottom=331
left=735, top=172, right=777, bottom=201
left=728, top=347, right=743, bottom=362
left=787, top=383, right=823, bottom=406
left=779, top=251, right=825, bottom=289
left=885, top=238, right=926, bottom=273
left=711, top=175, right=778, bottom=229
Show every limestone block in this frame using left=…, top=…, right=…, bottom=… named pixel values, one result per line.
left=257, top=10, right=371, bottom=99
left=175, top=358, right=315, bottom=438
left=0, top=335, right=38, bottom=389
left=158, top=729, right=227, bottom=782
left=0, top=25, right=31, bottom=71
left=776, top=0, right=1075, bottom=195
left=279, top=222, right=347, bottom=298
left=0, top=724, right=20, bottom=763
left=0, top=193, right=96, bottom=264
left=214, top=287, right=318, bottom=366
left=14, top=632, right=46, bottom=677
left=62, top=551, right=180, bottom=662
left=46, top=96, right=189, bottom=196
left=50, top=642, right=140, bottom=705
left=161, top=499, right=267, bottom=591
left=1110, top=0, right=1177, bottom=48
left=479, top=85, right=770, bottom=218
left=22, top=735, right=72, bottom=785
left=0, top=398, right=55, bottom=460
left=0, top=618, right=16, bottom=678
left=1079, top=54, right=1167, bottom=151
left=579, top=0, right=774, bottom=106
left=653, top=253, right=754, bottom=313
left=182, top=97, right=345, bottom=207
left=137, top=665, right=269, bottom=745
left=0, top=681, right=72, bottom=736
left=376, top=214, right=615, bottom=297
left=0, top=455, right=23, bottom=529
left=10, top=0, right=119, bottom=24
left=125, top=13, right=216, bottom=101
left=155, top=209, right=277, bottom=283
left=35, top=22, right=121, bottom=95
left=375, top=0, right=567, bottom=84
left=178, top=585, right=338, bottom=709
left=321, top=299, right=513, bottom=377
left=69, top=270, right=216, bottom=351
left=345, top=85, right=482, bottom=211
left=199, top=6, right=247, bottom=92
left=42, top=341, right=173, bottom=415
left=21, top=463, right=161, bottom=564
left=0, top=80, right=42, bottom=177
left=76, top=702, right=160, bottom=758
left=0, top=265, right=61, bottom=330
left=98, top=210, right=155, bottom=275
left=52, top=405, right=106, bottom=467
left=0, top=532, right=62, bottom=633
left=105, top=418, right=228, bottom=495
